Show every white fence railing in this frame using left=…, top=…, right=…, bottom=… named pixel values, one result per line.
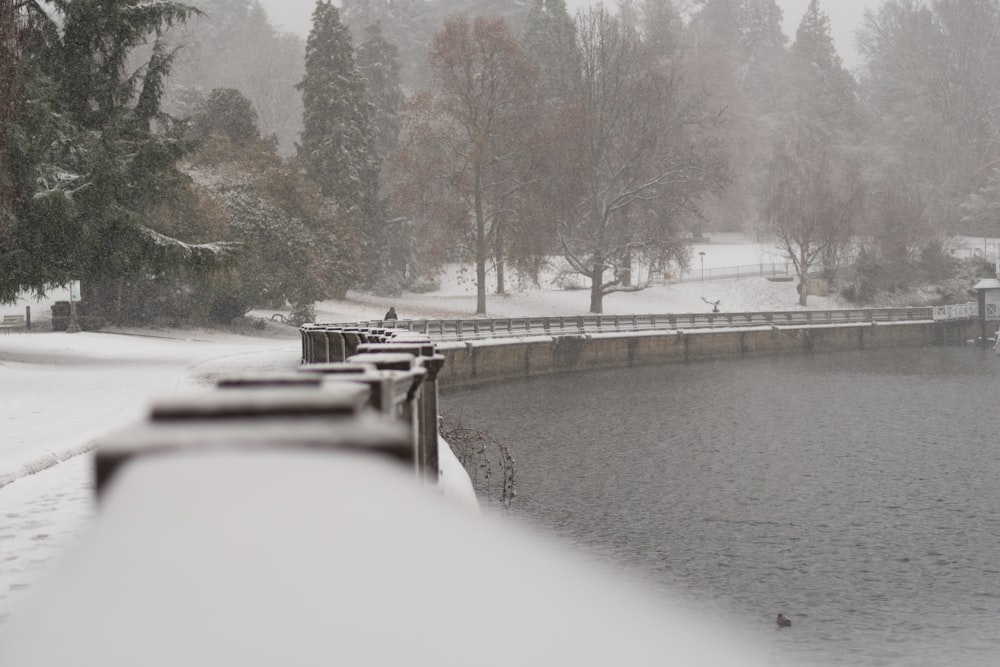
left=932, top=302, right=978, bottom=321
left=313, top=307, right=946, bottom=343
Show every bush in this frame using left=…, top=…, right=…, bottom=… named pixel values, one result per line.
left=209, top=295, right=251, bottom=323
left=288, top=301, right=316, bottom=326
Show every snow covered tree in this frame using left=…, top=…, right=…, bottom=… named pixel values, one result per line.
left=341, top=0, right=431, bottom=92
left=167, top=88, right=361, bottom=320
left=756, top=0, right=860, bottom=298
left=0, top=0, right=23, bottom=235
left=762, top=124, right=863, bottom=306
left=355, top=22, right=404, bottom=163
left=859, top=0, right=1000, bottom=236
left=559, top=6, right=729, bottom=313
left=297, top=0, right=385, bottom=289
left=0, top=0, right=233, bottom=322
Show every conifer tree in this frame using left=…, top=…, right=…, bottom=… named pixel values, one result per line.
left=340, top=0, right=430, bottom=91
left=761, top=0, right=861, bottom=304
left=297, top=0, right=383, bottom=287
left=0, top=0, right=22, bottom=234
left=521, top=0, right=579, bottom=103
left=355, top=22, right=404, bottom=162
left=789, top=0, right=856, bottom=136
left=298, top=1, right=375, bottom=204
left=1, top=0, right=220, bottom=319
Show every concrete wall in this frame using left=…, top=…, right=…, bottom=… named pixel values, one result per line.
left=437, top=320, right=979, bottom=391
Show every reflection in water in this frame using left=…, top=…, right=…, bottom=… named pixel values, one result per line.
left=442, top=347, right=1000, bottom=666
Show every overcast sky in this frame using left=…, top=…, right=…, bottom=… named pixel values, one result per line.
left=254, top=0, right=880, bottom=69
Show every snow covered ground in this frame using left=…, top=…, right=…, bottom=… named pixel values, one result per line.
left=308, top=237, right=837, bottom=324
left=0, top=235, right=845, bottom=623
left=0, top=234, right=877, bottom=649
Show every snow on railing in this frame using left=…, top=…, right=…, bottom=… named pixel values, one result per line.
left=932, top=302, right=979, bottom=321
left=314, top=307, right=938, bottom=343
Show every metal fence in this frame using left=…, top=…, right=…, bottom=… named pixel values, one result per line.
left=319, top=307, right=939, bottom=342
left=667, top=262, right=792, bottom=283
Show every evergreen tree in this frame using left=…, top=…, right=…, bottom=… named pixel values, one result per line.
left=355, top=22, right=404, bottom=162
left=0, top=0, right=23, bottom=234
left=644, top=0, right=682, bottom=60
left=521, top=0, right=579, bottom=103
left=190, top=87, right=262, bottom=147
left=690, top=0, right=741, bottom=57
left=789, top=0, right=856, bottom=136
left=760, top=1, right=861, bottom=299
left=340, top=0, right=430, bottom=92
left=298, top=0, right=384, bottom=290
left=0, top=0, right=225, bottom=320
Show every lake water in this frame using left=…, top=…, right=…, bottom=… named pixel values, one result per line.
left=441, top=346, right=1000, bottom=666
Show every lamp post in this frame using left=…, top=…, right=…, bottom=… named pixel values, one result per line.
left=699, top=251, right=706, bottom=283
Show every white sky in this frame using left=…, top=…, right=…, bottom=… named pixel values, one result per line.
left=254, top=0, right=881, bottom=68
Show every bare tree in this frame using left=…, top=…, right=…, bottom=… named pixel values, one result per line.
left=396, top=15, right=538, bottom=314
left=762, top=124, right=863, bottom=306
left=558, top=6, right=728, bottom=313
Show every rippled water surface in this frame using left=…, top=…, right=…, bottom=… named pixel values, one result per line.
left=441, top=347, right=1000, bottom=666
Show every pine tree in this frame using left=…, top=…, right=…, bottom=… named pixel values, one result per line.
left=298, top=1, right=383, bottom=290
left=341, top=0, right=430, bottom=92
left=0, top=0, right=22, bottom=235
left=1, top=0, right=223, bottom=319
left=521, top=0, right=579, bottom=104
left=297, top=2, right=376, bottom=217
left=355, top=22, right=404, bottom=162
left=789, top=0, right=856, bottom=136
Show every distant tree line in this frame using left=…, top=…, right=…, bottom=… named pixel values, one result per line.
left=2, top=0, right=999, bottom=323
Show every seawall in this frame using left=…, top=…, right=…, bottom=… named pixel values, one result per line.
left=436, top=319, right=978, bottom=390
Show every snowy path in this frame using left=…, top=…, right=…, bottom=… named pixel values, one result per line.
left=0, top=329, right=301, bottom=625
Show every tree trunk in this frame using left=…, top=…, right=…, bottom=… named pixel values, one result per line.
left=621, top=244, right=632, bottom=287
left=589, top=260, right=604, bottom=313
left=475, top=169, right=487, bottom=315
left=621, top=206, right=632, bottom=287
left=494, top=220, right=505, bottom=295
left=798, top=247, right=809, bottom=307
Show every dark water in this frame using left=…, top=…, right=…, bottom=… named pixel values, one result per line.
left=441, top=347, right=1000, bottom=666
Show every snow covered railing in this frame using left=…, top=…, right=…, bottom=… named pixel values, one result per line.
left=932, top=302, right=978, bottom=321
left=95, top=333, right=447, bottom=492
left=307, top=307, right=936, bottom=345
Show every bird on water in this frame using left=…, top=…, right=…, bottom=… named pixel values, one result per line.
left=777, top=613, right=792, bottom=628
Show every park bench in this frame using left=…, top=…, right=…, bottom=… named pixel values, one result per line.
left=1, top=314, right=26, bottom=333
